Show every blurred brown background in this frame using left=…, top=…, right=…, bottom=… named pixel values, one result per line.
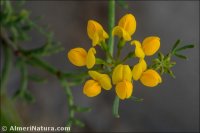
left=5, top=1, right=199, bottom=132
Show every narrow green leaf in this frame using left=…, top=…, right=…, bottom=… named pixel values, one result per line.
left=175, top=44, right=194, bottom=52
left=169, top=62, right=176, bottom=67
left=130, top=96, right=144, bottom=102
left=28, top=57, right=58, bottom=75
left=72, top=106, right=92, bottom=113
left=13, top=90, right=35, bottom=103
left=112, top=96, right=120, bottom=118
left=16, top=62, right=28, bottom=93
left=96, top=58, right=107, bottom=65
left=160, top=66, right=164, bottom=74
left=158, top=52, right=164, bottom=60
left=172, top=39, right=180, bottom=52
left=100, top=41, right=108, bottom=51
left=42, top=45, right=64, bottom=56
left=68, top=79, right=84, bottom=86
left=169, top=70, right=176, bottom=78
left=28, top=75, right=47, bottom=83
left=174, top=53, right=187, bottom=60
left=153, top=58, right=160, bottom=63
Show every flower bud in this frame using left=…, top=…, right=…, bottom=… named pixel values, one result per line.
left=140, top=69, right=162, bottom=87
left=68, top=47, right=87, bottom=66
left=142, top=36, right=160, bottom=56
left=87, top=20, right=109, bottom=46
left=112, top=64, right=132, bottom=85
left=131, top=40, right=145, bottom=58
left=83, top=80, right=101, bottom=97
left=115, top=80, right=133, bottom=100
left=112, top=14, right=136, bottom=41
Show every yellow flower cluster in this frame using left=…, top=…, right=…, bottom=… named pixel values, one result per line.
left=67, top=13, right=162, bottom=100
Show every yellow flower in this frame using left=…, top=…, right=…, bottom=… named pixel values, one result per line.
left=131, top=40, right=145, bottom=58
left=131, top=36, right=160, bottom=58
left=142, top=36, right=160, bottom=56
left=87, top=20, right=109, bottom=46
left=86, top=48, right=96, bottom=69
left=83, top=80, right=101, bottom=97
left=68, top=47, right=96, bottom=69
left=67, top=47, right=87, bottom=66
left=83, top=71, right=112, bottom=97
left=112, top=14, right=136, bottom=41
left=132, top=59, right=147, bottom=80
left=88, top=71, right=112, bottom=90
left=116, top=80, right=133, bottom=100
left=140, top=69, right=162, bottom=87
left=132, top=60, right=162, bottom=87
left=112, top=64, right=133, bottom=100
left=112, top=64, right=132, bottom=85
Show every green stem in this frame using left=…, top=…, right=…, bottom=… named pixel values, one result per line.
left=116, top=39, right=126, bottom=60
left=108, top=0, right=120, bottom=118
left=122, top=52, right=135, bottom=63
left=0, top=44, right=12, bottom=94
left=59, top=78, right=74, bottom=127
left=112, top=96, right=120, bottom=118
left=19, top=63, right=28, bottom=93
left=27, top=56, right=59, bottom=75
left=1, top=27, right=17, bottom=50
left=108, top=0, right=115, bottom=55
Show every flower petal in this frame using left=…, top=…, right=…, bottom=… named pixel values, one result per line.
left=99, top=74, right=112, bottom=90
left=112, top=64, right=123, bottom=85
left=142, top=36, right=160, bottom=56
left=103, top=30, right=109, bottom=39
left=87, top=20, right=103, bottom=39
left=92, top=32, right=100, bottom=46
left=88, top=70, right=101, bottom=81
left=118, top=14, right=136, bottom=36
left=139, top=58, right=147, bottom=71
left=115, top=80, right=133, bottom=100
left=140, top=69, right=162, bottom=87
left=87, top=20, right=109, bottom=46
left=131, top=40, right=145, bottom=58
left=88, top=71, right=112, bottom=90
left=112, top=26, right=131, bottom=41
left=123, top=65, right=132, bottom=82
left=67, top=47, right=87, bottom=66
left=125, top=81, right=133, bottom=99
left=115, top=81, right=126, bottom=100
left=83, top=80, right=101, bottom=97
left=112, top=64, right=132, bottom=84
left=86, top=48, right=96, bottom=69
left=132, top=63, right=143, bottom=80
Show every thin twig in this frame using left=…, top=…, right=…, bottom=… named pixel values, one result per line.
left=108, top=0, right=115, bottom=55
left=0, top=43, right=12, bottom=94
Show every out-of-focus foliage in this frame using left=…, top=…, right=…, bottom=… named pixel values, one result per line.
left=0, top=0, right=90, bottom=128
